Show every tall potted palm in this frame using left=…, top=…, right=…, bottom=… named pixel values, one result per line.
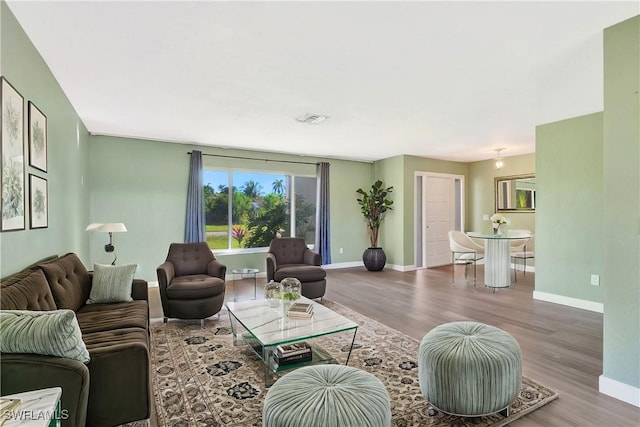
left=356, top=180, right=394, bottom=271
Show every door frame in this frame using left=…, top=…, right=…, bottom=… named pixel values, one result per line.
left=414, top=171, right=466, bottom=269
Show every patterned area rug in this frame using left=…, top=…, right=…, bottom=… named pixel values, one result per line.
left=136, top=300, right=558, bottom=426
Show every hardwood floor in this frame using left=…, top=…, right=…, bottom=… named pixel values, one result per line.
left=149, top=265, right=640, bottom=426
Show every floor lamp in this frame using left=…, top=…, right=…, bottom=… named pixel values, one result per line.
left=85, top=222, right=127, bottom=265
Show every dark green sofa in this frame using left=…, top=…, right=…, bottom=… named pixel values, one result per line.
left=0, top=253, right=151, bottom=427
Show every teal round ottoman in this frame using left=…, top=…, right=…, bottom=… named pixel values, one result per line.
left=418, top=321, right=522, bottom=416
left=263, top=365, right=391, bottom=427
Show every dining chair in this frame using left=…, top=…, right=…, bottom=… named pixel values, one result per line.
left=509, top=230, right=531, bottom=253
left=510, top=232, right=534, bottom=281
left=448, top=231, right=484, bottom=286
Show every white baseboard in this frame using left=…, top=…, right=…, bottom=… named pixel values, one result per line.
left=511, top=263, right=535, bottom=273
left=324, top=261, right=364, bottom=270
left=325, top=261, right=417, bottom=272
left=386, top=263, right=417, bottom=272
left=533, top=291, right=604, bottom=313
left=599, top=375, right=640, bottom=407
left=149, top=262, right=528, bottom=282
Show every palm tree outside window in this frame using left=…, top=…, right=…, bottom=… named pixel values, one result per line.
left=203, top=170, right=317, bottom=250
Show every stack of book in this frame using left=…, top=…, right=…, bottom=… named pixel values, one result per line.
left=286, top=302, right=314, bottom=319
left=274, top=342, right=312, bottom=365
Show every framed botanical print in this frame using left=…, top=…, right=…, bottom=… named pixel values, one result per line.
left=1, top=76, right=25, bottom=231
left=29, top=174, right=48, bottom=229
left=28, top=101, right=47, bottom=172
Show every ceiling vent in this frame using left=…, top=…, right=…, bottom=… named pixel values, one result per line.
left=296, top=113, right=329, bottom=124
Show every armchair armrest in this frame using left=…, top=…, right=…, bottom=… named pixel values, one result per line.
left=156, top=261, right=175, bottom=290
left=266, top=253, right=277, bottom=282
left=0, top=353, right=90, bottom=427
left=207, top=259, right=227, bottom=280
left=303, top=248, right=322, bottom=266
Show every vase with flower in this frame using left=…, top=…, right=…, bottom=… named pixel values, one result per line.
left=490, top=213, right=508, bottom=235
left=279, top=277, right=301, bottom=309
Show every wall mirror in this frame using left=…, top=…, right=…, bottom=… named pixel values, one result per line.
left=495, top=174, right=535, bottom=212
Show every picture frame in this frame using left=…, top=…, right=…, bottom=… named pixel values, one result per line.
left=1, top=76, right=25, bottom=232
left=29, top=174, right=48, bottom=229
left=28, top=101, right=47, bottom=172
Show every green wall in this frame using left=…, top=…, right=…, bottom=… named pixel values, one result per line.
left=0, top=2, right=90, bottom=277
left=525, top=14, right=639, bottom=399
left=468, top=154, right=536, bottom=247
left=89, top=136, right=372, bottom=281
left=373, top=156, right=404, bottom=266
left=535, top=113, right=604, bottom=303
left=372, top=155, right=470, bottom=267
left=602, top=16, right=639, bottom=390
left=402, top=155, right=469, bottom=266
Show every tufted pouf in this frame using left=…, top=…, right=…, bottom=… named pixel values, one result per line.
left=263, top=365, right=391, bottom=427
left=418, top=321, right=522, bottom=416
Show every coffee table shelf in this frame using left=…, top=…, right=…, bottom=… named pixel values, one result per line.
left=241, top=334, right=335, bottom=372
left=226, top=297, right=358, bottom=386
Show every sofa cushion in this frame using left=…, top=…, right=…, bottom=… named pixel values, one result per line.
left=82, top=327, right=150, bottom=427
left=274, top=265, right=327, bottom=282
left=83, top=327, right=149, bottom=353
left=39, top=253, right=90, bottom=312
left=76, top=300, right=149, bottom=334
left=0, top=309, right=90, bottom=363
left=167, top=275, right=225, bottom=299
left=0, top=269, right=57, bottom=311
left=87, top=263, right=137, bottom=304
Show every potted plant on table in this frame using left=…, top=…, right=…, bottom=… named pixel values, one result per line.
left=356, top=180, right=394, bottom=271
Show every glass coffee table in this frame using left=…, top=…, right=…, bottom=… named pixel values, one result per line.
left=225, top=297, right=358, bottom=386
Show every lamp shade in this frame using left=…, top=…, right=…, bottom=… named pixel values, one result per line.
left=85, top=223, right=127, bottom=233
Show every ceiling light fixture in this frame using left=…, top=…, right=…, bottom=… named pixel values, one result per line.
left=296, top=113, right=328, bottom=124
left=495, top=148, right=505, bottom=170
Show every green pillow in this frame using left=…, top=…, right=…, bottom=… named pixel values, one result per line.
left=0, top=309, right=90, bottom=363
left=87, top=263, right=137, bottom=304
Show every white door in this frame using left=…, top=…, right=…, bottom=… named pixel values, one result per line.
left=415, top=173, right=463, bottom=268
left=425, top=176, right=454, bottom=267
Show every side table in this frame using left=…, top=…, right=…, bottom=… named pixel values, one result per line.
left=1, top=387, right=62, bottom=427
left=231, top=268, right=260, bottom=301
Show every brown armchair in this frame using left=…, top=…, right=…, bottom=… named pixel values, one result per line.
left=266, top=237, right=327, bottom=300
left=157, top=242, right=226, bottom=325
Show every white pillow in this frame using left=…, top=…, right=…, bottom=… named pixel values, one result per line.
left=87, top=263, right=137, bottom=304
left=0, top=309, right=90, bottom=363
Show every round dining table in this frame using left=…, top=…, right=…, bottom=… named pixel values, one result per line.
left=467, top=231, right=532, bottom=289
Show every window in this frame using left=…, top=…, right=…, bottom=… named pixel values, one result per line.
left=204, top=170, right=317, bottom=250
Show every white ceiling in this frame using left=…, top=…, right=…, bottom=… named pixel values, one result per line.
left=7, top=1, right=639, bottom=162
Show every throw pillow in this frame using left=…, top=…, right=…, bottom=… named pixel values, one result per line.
left=87, top=263, right=137, bottom=304
left=0, top=309, right=90, bottom=363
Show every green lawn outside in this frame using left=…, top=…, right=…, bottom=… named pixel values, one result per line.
left=206, top=224, right=229, bottom=232
left=206, top=234, right=241, bottom=249
left=206, top=224, right=249, bottom=249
